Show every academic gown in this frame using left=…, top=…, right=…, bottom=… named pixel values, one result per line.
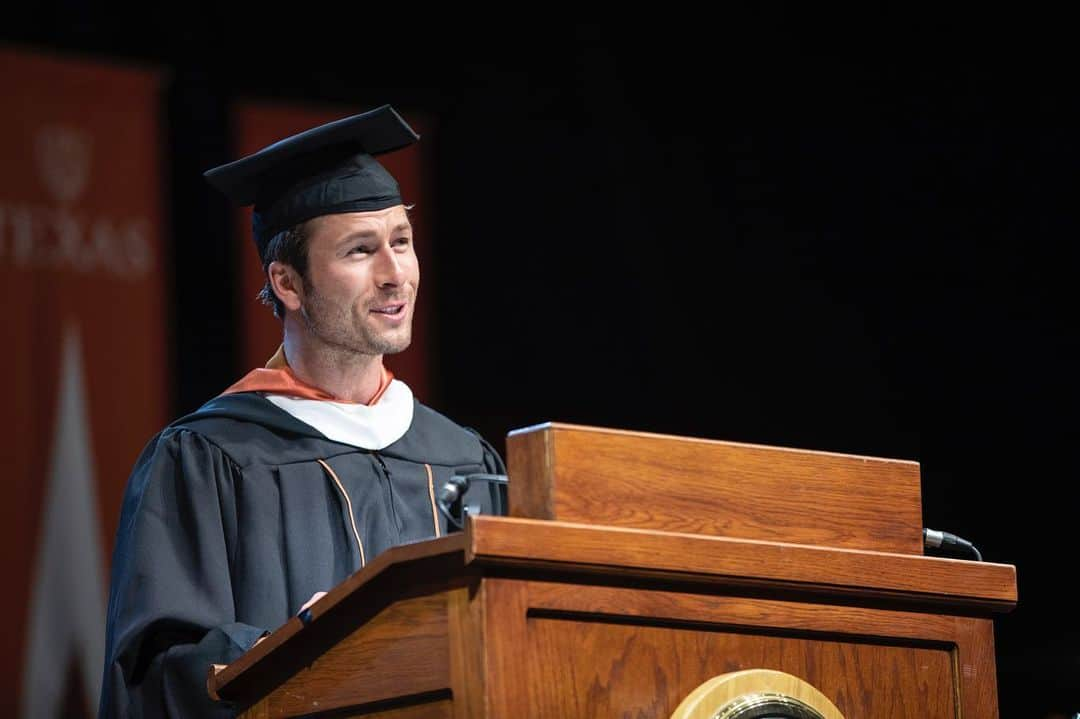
left=98, top=391, right=505, bottom=718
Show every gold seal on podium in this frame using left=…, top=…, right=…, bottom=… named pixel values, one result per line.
left=671, top=669, right=844, bottom=719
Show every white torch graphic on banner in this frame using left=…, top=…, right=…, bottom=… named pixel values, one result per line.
left=35, top=125, right=93, bottom=206
left=20, top=325, right=107, bottom=718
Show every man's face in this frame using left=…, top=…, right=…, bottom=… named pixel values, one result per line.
left=297, top=205, right=419, bottom=358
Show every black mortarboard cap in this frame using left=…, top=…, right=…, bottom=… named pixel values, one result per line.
left=203, top=104, right=420, bottom=259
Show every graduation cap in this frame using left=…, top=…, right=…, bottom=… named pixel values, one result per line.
left=203, top=104, right=420, bottom=259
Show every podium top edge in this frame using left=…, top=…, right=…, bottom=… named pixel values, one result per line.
left=505, top=422, right=920, bottom=467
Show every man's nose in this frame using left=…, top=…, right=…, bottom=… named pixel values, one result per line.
left=374, top=246, right=406, bottom=287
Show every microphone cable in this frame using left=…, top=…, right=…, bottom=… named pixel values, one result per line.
left=923, top=527, right=983, bottom=561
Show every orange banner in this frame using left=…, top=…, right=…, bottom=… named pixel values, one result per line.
left=0, top=48, right=167, bottom=717
left=232, top=101, right=433, bottom=400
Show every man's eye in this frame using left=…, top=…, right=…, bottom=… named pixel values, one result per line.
left=349, top=245, right=372, bottom=255
left=393, top=236, right=411, bottom=248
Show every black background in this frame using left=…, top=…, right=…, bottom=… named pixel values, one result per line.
left=7, top=6, right=1078, bottom=715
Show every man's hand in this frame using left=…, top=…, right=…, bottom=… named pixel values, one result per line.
left=249, top=592, right=327, bottom=651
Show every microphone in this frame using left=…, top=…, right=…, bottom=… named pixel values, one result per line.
left=923, top=527, right=983, bottom=561
left=436, top=475, right=469, bottom=507
left=437, top=473, right=508, bottom=531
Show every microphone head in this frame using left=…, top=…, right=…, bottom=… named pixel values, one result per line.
left=437, top=475, right=469, bottom=505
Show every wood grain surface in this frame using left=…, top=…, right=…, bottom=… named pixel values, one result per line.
left=447, top=584, right=485, bottom=719
left=254, top=594, right=449, bottom=717
left=507, top=423, right=924, bottom=553
left=525, top=616, right=954, bottom=717
left=519, top=580, right=1000, bottom=718
left=467, top=515, right=1017, bottom=612
left=244, top=695, right=453, bottom=719
left=212, top=536, right=467, bottom=709
left=479, top=578, right=997, bottom=718
left=213, top=514, right=1014, bottom=718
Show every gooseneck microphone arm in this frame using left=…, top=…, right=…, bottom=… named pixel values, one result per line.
left=436, top=473, right=509, bottom=531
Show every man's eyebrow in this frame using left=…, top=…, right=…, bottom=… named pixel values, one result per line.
left=338, top=223, right=413, bottom=241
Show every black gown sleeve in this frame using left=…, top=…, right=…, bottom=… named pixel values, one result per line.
left=463, top=428, right=509, bottom=516
left=478, top=433, right=508, bottom=476
left=463, top=426, right=507, bottom=477
left=99, top=428, right=267, bottom=718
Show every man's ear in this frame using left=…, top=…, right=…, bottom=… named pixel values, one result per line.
left=268, top=261, right=304, bottom=313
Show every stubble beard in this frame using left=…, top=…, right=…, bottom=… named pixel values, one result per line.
left=299, top=279, right=413, bottom=359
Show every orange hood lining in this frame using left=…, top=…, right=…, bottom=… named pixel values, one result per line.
left=221, top=345, right=394, bottom=405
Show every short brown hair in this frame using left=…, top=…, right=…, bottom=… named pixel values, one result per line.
left=257, top=222, right=310, bottom=319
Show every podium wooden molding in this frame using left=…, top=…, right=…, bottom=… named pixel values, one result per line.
left=209, top=425, right=1017, bottom=718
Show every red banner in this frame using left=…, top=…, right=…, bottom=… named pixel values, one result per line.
left=0, top=48, right=167, bottom=717
left=233, top=101, right=433, bottom=400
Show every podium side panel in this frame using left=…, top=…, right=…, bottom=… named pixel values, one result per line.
left=239, top=593, right=451, bottom=717
left=479, top=578, right=1002, bottom=718
left=479, top=579, right=535, bottom=717
left=448, top=583, right=487, bottom=719
left=956, top=618, right=999, bottom=719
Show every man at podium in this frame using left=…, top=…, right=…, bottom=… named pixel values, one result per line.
left=98, top=105, right=505, bottom=718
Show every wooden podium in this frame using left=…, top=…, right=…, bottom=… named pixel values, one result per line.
left=208, top=424, right=1017, bottom=718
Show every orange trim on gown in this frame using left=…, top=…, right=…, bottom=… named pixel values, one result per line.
left=221, top=345, right=394, bottom=405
